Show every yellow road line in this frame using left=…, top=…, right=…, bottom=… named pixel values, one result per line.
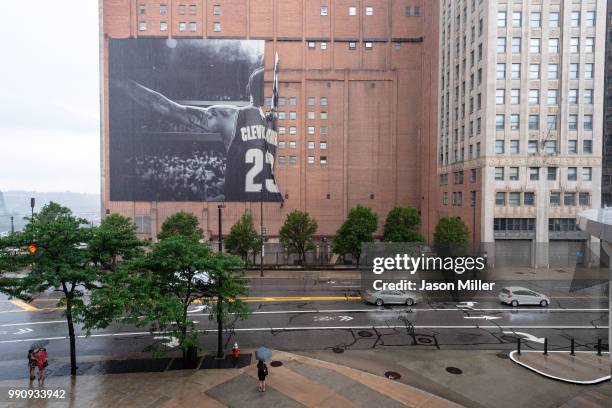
left=11, top=300, right=39, bottom=312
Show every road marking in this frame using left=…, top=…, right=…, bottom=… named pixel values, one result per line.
left=464, top=316, right=502, bottom=320
left=13, top=328, right=33, bottom=335
left=154, top=336, right=180, bottom=348
left=0, top=325, right=607, bottom=344
left=504, top=331, right=545, bottom=344
left=10, top=300, right=39, bottom=312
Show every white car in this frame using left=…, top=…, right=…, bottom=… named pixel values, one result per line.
left=363, top=290, right=420, bottom=306
left=499, top=286, right=550, bottom=307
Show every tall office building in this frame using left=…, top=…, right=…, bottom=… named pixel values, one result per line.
left=603, top=0, right=612, bottom=206
left=100, top=1, right=439, bottom=245
left=437, top=0, right=606, bottom=268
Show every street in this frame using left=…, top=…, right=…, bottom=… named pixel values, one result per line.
left=0, top=277, right=607, bottom=362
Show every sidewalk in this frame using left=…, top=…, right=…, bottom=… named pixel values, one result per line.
left=0, top=351, right=459, bottom=408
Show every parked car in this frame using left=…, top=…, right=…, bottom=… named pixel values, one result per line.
left=363, top=290, right=420, bottom=306
left=498, top=286, right=550, bottom=307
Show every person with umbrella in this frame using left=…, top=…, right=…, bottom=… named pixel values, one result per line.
left=27, top=349, right=36, bottom=382
left=30, top=340, right=49, bottom=384
left=255, top=347, right=271, bottom=392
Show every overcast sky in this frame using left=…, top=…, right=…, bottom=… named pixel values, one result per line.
left=0, top=1, right=100, bottom=194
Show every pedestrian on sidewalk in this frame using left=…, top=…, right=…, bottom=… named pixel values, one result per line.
left=35, top=348, right=47, bottom=384
left=231, top=342, right=240, bottom=368
left=257, top=360, right=268, bottom=392
left=27, top=349, right=36, bottom=382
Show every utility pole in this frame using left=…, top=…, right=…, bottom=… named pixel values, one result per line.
left=10, top=216, right=14, bottom=234
left=216, top=204, right=225, bottom=358
left=30, top=197, right=35, bottom=224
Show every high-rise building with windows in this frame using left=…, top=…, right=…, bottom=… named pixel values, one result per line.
left=100, top=1, right=440, bottom=247
left=438, top=0, right=606, bottom=268
left=603, top=0, right=612, bottom=206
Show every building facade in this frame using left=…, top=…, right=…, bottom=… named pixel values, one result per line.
left=437, top=0, right=606, bottom=268
left=603, top=0, right=612, bottom=207
left=100, top=0, right=439, bottom=248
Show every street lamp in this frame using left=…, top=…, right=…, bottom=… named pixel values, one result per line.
left=30, top=197, right=35, bottom=224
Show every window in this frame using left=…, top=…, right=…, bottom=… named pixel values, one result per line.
left=584, top=89, right=594, bottom=104
left=320, top=6, right=328, bottom=16
left=511, top=89, right=520, bottom=105
left=568, top=140, right=577, bottom=154
left=509, top=192, right=521, bottom=207
left=529, top=64, right=540, bottom=79
left=569, top=64, right=579, bottom=79
left=308, top=156, right=315, bottom=164
left=278, top=156, right=286, bottom=165
left=178, top=4, right=186, bottom=15
left=289, top=156, right=297, bottom=165
left=585, top=38, right=594, bottom=53
left=549, top=218, right=578, bottom=232
left=524, top=192, right=535, bottom=206
left=509, top=167, right=519, bottom=181
left=497, top=11, right=507, bottom=27
left=496, top=115, right=505, bottom=131
left=278, top=111, right=286, bottom=120
left=579, top=193, right=590, bottom=206
left=510, top=140, right=520, bottom=154
left=307, top=126, right=315, bottom=134
left=547, top=89, right=558, bottom=105
left=307, top=97, right=315, bottom=106
left=348, top=41, right=357, bottom=50
left=496, top=63, right=506, bottom=79
left=547, top=115, right=558, bottom=130
left=496, top=37, right=506, bottom=53
left=321, top=42, right=327, bottom=50
left=570, top=11, right=580, bottom=27
left=569, top=89, right=578, bottom=104
left=548, top=38, right=559, bottom=53
left=138, top=21, right=147, bottom=31
left=530, top=12, right=541, bottom=28
left=496, top=89, right=505, bottom=105
left=528, top=115, right=539, bottom=131
left=443, top=192, right=449, bottom=206
left=544, top=140, right=556, bottom=154
left=139, top=4, right=146, bottom=15
left=289, top=126, right=297, bottom=134
left=584, top=115, right=593, bottom=131
left=495, top=167, right=504, bottom=180
left=320, top=156, right=327, bottom=165
left=307, top=111, right=315, bottom=120
left=189, top=4, right=196, bottom=14
left=414, top=6, right=420, bottom=16
left=582, top=167, right=592, bottom=181
left=278, top=126, right=286, bottom=135
left=279, top=97, right=286, bottom=105
left=568, top=167, right=577, bottom=181
left=349, top=6, right=357, bottom=16
left=160, top=21, right=168, bottom=31
left=320, top=111, right=327, bottom=119
left=512, top=11, right=522, bottom=28
left=135, top=215, right=151, bottom=234
left=213, top=22, right=221, bottom=32
left=320, top=97, right=328, bottom=106
left=529, top=167, right=539, bottom=180
left=189, top=22, right=197, bottom=32
left=278, top=141, right=286, bottom=149
left=160, top=4, right=168, bottom=14
left=585, top=11, right=596, bottom=27
left=570, top=37, right=579, bottom=53
left=528, top=140, right=538, bottom=154
left=564, top=193, right=575, bottom=206
left=365, top=6, right=373, bottom=16
left=585, top=63, right=594, bottom=79
left=289, top=141, right=296, bottom=149
left=510, top=114, right=520, bottom=130
left=320, top=141, right=327, bottom=150
left=529, top=89, right=539, bottom=105
left=308, top=41, right=316, bottom=49
left=549, top=12, right=560, bottom=28
left=289, top=111, right=297, bottom=120
left=213, top=4, right=221, bottom=15
left=548, top=64, right=558, bottom=80
left=568, top=115, right=578, bottom=131
left=511, top=63, right=521, bottom=79
left=550, top=192, right=560, bottom=206
left=470, top=169, right=476, bottom=182
left=289, top=97, right=297, bottom=106
left=529, top=38, right=540, bottom=53
left=364, top=42, right=373, bottom=50
left=583, top=140, right=592, bottom=154
left=512, top=37, right=521, bottom=53
left=320, top=126, right=328, bottom=134
left=496, top=192, right=506, bottom=206
left=495, top=218, right=536, bottom=232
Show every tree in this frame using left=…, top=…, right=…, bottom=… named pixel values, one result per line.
left=0, top=203, right=95, bottom=376
left=158, top=211, right=203, bottom=240
left=433, top=216, right=470, bottom=257
left=279, top=210, right=318, bottom=265
left=332, top=205, right=377, bottom=265
left=88, top=214, right=144, bottom=272
left=225, top=213, right=261, bottom=262
left=383, top=207, right=424, bottom=242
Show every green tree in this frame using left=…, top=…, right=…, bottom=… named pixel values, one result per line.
left=332, top=205, right=377, bottom=265
left=0, top=203, right=95, bottom=376
left=158, top=211, right=203, bottom=240
left=88, top=214, right=144, bottom=272
left=433, top=216, right=470, bottom=257
left=279, top=210, right=318, bottom=265
left=225, top=213, right=261, bottom=262
left=383, top=207, right=424, bottom=242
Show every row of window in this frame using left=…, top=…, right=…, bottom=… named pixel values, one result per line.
left=496, top=88, right=594, bottom=106
left=440, top=169, right=478, bottom=186
left=496, top=37, right=595, bottom=54
left=278, top=141, right=328, bottom=150
left=494, top=217, right=582, bottom=233
left=496, top=10, right=596, bottom=29
left=265, top=97, right=329, bottom=107
left=277, top=156, right=328, bottom=165
left=277, top=126, right=329, bottom=135
left=495, top=191, right=590, bottom=207
left=138, top=21, right=211, bottom=32
left=307, top=41, right=384, bottom=50
left=320, top=5, right=420, bottom=17
left=495, top=62, right=594, bottom=80
left=139, top=4, right=198, bottom=16
left=495, top=114, right=594, bottom=132
left=494, top=139, right=592, bottom=155
left=495, top=166, right=593, bottom=182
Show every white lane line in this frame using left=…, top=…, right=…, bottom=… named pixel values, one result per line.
left=0, top=320, right=65, bottom=327
left=0, top=325, right=607, bottom=344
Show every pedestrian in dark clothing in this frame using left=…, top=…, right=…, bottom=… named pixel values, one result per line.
left=27, top=349, right=36, bottom=382
left=257, top=360, right=268, bottom=392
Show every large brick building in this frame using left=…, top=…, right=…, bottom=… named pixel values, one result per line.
left=100, top=1, right=439, bottom=247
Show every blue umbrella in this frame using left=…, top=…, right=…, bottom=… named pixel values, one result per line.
left=255, top=347, right=272, bottom=361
